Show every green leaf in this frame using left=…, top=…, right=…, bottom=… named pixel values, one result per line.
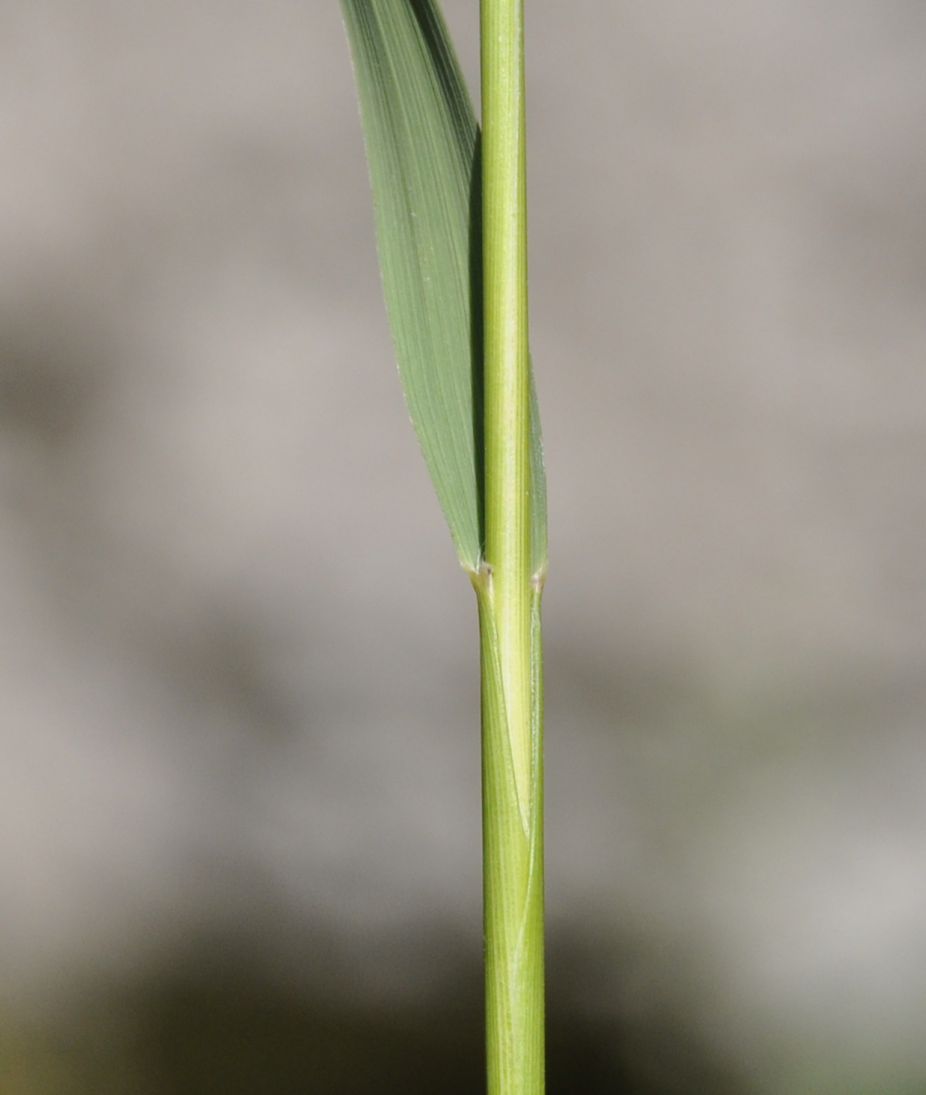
left=341, top=0, right=547, bottom=575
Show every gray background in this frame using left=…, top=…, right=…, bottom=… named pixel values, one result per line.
left=2, top=1, right=925, bottom=1090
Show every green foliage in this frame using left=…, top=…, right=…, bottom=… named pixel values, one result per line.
left=343, top=5, right=547, bottom=1090
left=341, top=0, right=546, bottom=574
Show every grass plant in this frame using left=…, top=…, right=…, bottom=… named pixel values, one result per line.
left=341, top=3, right=546, bottom=1090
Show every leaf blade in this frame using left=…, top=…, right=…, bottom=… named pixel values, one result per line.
left=341, top=0, right=547, bottom=574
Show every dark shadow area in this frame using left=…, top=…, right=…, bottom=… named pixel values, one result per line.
left=0, top=304, right=111, bottom=453
left=4, top=931, right=745, bottom=1094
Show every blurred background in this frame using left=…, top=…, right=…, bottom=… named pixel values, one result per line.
left=2, top=1, right=925, bottom=1091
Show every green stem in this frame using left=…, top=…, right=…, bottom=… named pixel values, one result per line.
left=479, top=1, right=544, bottom=1091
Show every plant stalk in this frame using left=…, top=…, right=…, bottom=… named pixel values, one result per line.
left=478, top=0, right=545, bottom=1091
